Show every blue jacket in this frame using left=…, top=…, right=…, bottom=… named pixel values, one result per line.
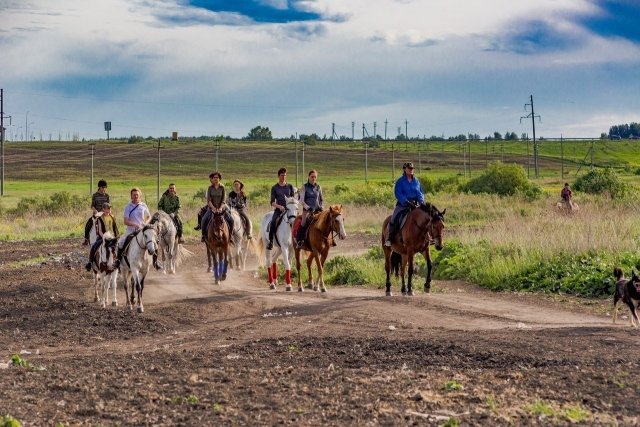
left=394, top=174, right=424, bottom=207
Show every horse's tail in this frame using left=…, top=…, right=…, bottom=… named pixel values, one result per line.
left=391, top=252, right=401, bottom=278
left=255, top=235, right=265, bottom=267
left=176, top=244, right=194, bottom=267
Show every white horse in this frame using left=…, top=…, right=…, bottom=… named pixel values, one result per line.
left=152, top=210, right=179, bottom=274
left=257, top=196, right=299, bottom=291
left=227, top=207, right=251, bottom=271
left=120, top=226, right=157, bottom=313
left=89, top=231, right=119, bottom=308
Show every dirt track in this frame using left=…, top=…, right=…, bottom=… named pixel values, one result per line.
left=1, top=235, right=640, bottom=426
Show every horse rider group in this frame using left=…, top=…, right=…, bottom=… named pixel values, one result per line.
left=85, top=161, right=426, bottom=268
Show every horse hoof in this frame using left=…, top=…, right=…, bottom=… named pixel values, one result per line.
left=221, top=274, right=227, bottom=281
left=407, top=291, right=414, bottom=297
left=285, top=285, right=292, bottom=292
left=207, top=267, right=213, bottom=273
left=269, top=284, right=276, bottom=290
left=111, top=301, right=117, bottom=307
left=94, top=297, right=99, bottom=303
left=298, top=287, right=304, bottom=293
left=385, top=291, right=393, bottom=297
left=423, top=286, right=431, bottom=293
left=402, top=292, right=408, bottom=297
left=321, top=288, right=327, bottom=293
left=137, top=307, right=144, bottom=314
left=313, top=286, right=319, bottom=292
left=305, top=283, right=313, bottom=290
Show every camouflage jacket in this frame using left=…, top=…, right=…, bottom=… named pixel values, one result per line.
left=158, top=191, right=181, bottom=215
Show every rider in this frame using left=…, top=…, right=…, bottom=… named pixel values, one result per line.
left=83, top=179, right=110, bottom=246
left=266, top=167, right=295, bottom=250
left=115, top=188, right=151, bottom=268
left=296, top=169, right=324, bottom=249
left=385, top=162, right=424, bottom=247
left=561, top=182, right=573, bottom=208
left=200, top=171, right=234, bottom=242
left=85, top=202, right=120, bottom=271
left=158, top=183, right=185, bottom=244
left=228, top=179, right=253, bottom=239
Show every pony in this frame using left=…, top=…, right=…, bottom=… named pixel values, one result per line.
left=293, top=204, right=347, bottom=292
left=206, top=210, right=229, bottom=285
left=119, top=225, right=157, bottom=313
left=257, top=196, right=299, bottom=291
left=381, top=203, right=446, bottom=296
left=151, top=210, right=179, bottom=274
left=89, top=231, right=119, bottom=308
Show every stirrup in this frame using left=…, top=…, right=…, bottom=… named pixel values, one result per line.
left=384, top=240, right=392, bottom=247
left=296, top=240, right=304, bottom=249
left=201, top=235, right=206, bottom=242
left=266, top=241, right=273, bottom=250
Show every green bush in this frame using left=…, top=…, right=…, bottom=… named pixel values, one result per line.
left=192, top=188, right=206, bottom=202
left=10, top=192, right=85, bottom=216
left=573, top=168, right=630, bottom=199
left=334, top=183, right=349, bottom=195
left=461, top=162, right=540, bottom=198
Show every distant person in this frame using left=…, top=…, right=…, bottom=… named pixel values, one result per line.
left=561, top=182, right=574, bottom=210
left=228, top=179, right=253, bottom=239
left=266, top=167, right=295, bottom=250
left=115, top=187, right=151, bottom=268
left=200, top=172, right=234, bottom=242
left=158, top=183, right=185, bottom=244
left=85, top=202, right=120, bottom=271
left=385, top=162, right=424, bottom=247
left=296, top=169, right=324, bottom=249
left=83, top=179, right=110, bottom=246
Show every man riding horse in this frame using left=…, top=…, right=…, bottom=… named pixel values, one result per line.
left=199, top=171, right=234, bottom=243
left=158, top=183, right=185, bottom=244
left=385, top=162, right=424, bottom=247
left=266, top=167, right=295, bottom=251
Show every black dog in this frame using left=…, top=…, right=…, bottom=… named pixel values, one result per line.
left=612, top=267, right=640, bottom=327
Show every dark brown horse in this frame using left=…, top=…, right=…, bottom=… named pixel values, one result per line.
left=294, top=204, right=347, bottom=292
left=381, top=203, right=445, bottom=296
left=206, top=211, right=229, bottom=285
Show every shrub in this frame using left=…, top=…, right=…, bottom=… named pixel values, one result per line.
left=573, top=168, right=630, bottom=199
left=461, top=162, right=540, bottom=198
left=127, top=135, right=144, bottom=144
left=192, top=188, right=206, bottom=202
left=334, top=183, right=349, bottom=195
left=10, top=192, right=85, bottom=216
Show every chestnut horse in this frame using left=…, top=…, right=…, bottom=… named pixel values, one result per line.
left=381, top=202, right=445, bottom=296
left=293, top=204, right=347, bottom=292
left=206, top=211, right=229, bottom=285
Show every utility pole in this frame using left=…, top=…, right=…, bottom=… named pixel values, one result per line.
left=0, top=89, right=11, bottom=196
left=520, top=95, right=541, bottom=177
left=384, top=119, right=388, bottom=142
left=330, top=123, right=338, bottom=146
left=302, top=140, right=305, bottom=179
left=25, top=111, right=28, bottom=143
left=295, top=138, right=299, bottom=187
left=364, top=140, right=368, bottom=184
left=351, top=121, right=355, bottom=140
left=560, top=134, right=564, bottom=179
left=89, top=143, right=95, bottom=195
left=405, top=119, right=408, bottom=151
left=156, top=141, right=163, bottom=203
left=373, top=121, right=377, bottom=140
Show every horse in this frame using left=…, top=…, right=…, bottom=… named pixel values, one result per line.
left=151, top=210, right=179, bottom=274
left=87, top=213, right=102, bottom=302
left=206, top=210, right=229, bottom=285
left=89, top=231, right=119, bottom=308
left=556, top=200, right=579, bottom=213
left=293, top=204, right=347, bottom=292
left=256, top=196, right=299, bottom=291
left=119, top=225, right=157, bottom=313
left=381, top=203, right=446, bottom=296
left=227, top=207, right=250, bottom=271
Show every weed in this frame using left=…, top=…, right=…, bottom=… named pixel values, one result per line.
left=562, top=404, right=590, bottom=423
left=485, top=394, right=499, bottom=415
left=524, top=399, right=555, bottom=417
left=287, top=344, right=299, bottom=352
left=441, top=417, right=459, bottom=427
left=10, top=354, right=31, bottom=368
left=186, top=395, right=199, bottom=405
left=442, top=380, right=463, bottom=392
left=212, top=402, right=224, bottom=414
left=0, top=415, right=22, bottom=427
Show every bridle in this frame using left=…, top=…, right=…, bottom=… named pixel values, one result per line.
left=135, top=226, right=155, bottom=250
left=285, top=200, right=298, bottom=224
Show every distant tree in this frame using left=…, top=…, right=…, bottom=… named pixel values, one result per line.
left=493, top=131, right=503, bottom=140
left=521, top=133, right=529, bottom=140
left=504, top=131, right=518, bottom=141
left=247, top=125, right=272, bottom=140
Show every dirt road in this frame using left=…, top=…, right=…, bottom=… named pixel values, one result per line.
left=1, top=236, right=639, bottom=425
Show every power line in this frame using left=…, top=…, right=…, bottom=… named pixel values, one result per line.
left=520, top=95, right=542, bottom=178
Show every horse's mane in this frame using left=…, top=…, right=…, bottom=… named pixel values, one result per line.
left=313, top=205, right=342, bottom=231
left=103, top=231, right=115, bottom=241
left=418, top=202, right=443, bottom=220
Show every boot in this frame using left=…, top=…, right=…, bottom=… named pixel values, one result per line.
left=385, top=224, right=395, bottom=247
left=114, top=246, right=123, bottom=269
left=85, top=262, right=92, bottom=272
left=266, top=240, right=273, bottom=250
left=194, top=224, right=201, bottom=231
left=296, top=239, right=304, bottom=249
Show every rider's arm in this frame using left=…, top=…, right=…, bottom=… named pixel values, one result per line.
left=270, top=186, right=281, bottom=210
left=415, top=179, right=425, bottom=204
left=299, top=186, right=309, bottom=210
left=318, top=185, right=324, bottom=209
left=394, top=179, right=408, bottom=206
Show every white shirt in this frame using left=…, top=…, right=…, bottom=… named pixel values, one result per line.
left=123, top=201, right=150, bottom=235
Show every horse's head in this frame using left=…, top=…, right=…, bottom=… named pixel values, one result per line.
left=99, top=232, right=118, bottom=271
left=421, top=203, right=446, bottom=251
left=210, top=211, right=227, bottom=240
left=284, top=196, right=299, bottom=225
left=329, top=204, right=347, bottom=240
left=141, top=225, right=157, bottom=255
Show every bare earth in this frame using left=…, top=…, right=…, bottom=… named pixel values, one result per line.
left=1, top=234, right=639, bottom=426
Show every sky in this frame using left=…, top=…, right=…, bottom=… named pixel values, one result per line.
left=1, top=0, right=639, bottom=140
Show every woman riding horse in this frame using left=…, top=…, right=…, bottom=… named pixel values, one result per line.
left=200, top=171, right=234, bottom=243
left=296, top=169, right=324, bottom=249
left=228, top=179, right=253, bottom=239
left=385, top=162, right=424, bottom=247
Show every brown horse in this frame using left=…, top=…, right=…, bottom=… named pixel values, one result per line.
left=294, top=204, right=347, bottom=292
left=206, top=211, right=229, bottom=285
left=381, top=203, right=445, bottom=296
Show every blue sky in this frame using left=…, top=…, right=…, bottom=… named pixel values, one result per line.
left=1, top=0, right=639, bottom=140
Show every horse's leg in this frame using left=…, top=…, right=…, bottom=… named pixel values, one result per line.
left=424, top=248, right=432, bottom=293
left=270, top=257, right=279, bottom=290
left=110, top=270, right=118, bottom=307
left=294, top=247, right=304, bottom=292
left=384, top=249, right=393, bottom=297
left=206, top=244, right=213, bottom=273
left=93, top=272, right=100, bottom=303
left=99, top=273, right=107, bottom=308
left=318, top=250, right=330, bottom=293
left=282, top=247, right=293, bottom=292
left=406, top=252, right=415, bottom=296
left=212, top=248, right=220, bottom=285
left=306, top=252, right=314, bottom=290
left=137, top=274, right=145, bottom=314
left=221, top=245, right=228, bottom=281
left=400, top=255, right=407, bottom=296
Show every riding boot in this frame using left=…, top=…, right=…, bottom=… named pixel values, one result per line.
left=176, top=223, right=185, bottom=244
left=296, top=224, right=305, bottom=249
left=114, top=246, right=123, bottom=269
